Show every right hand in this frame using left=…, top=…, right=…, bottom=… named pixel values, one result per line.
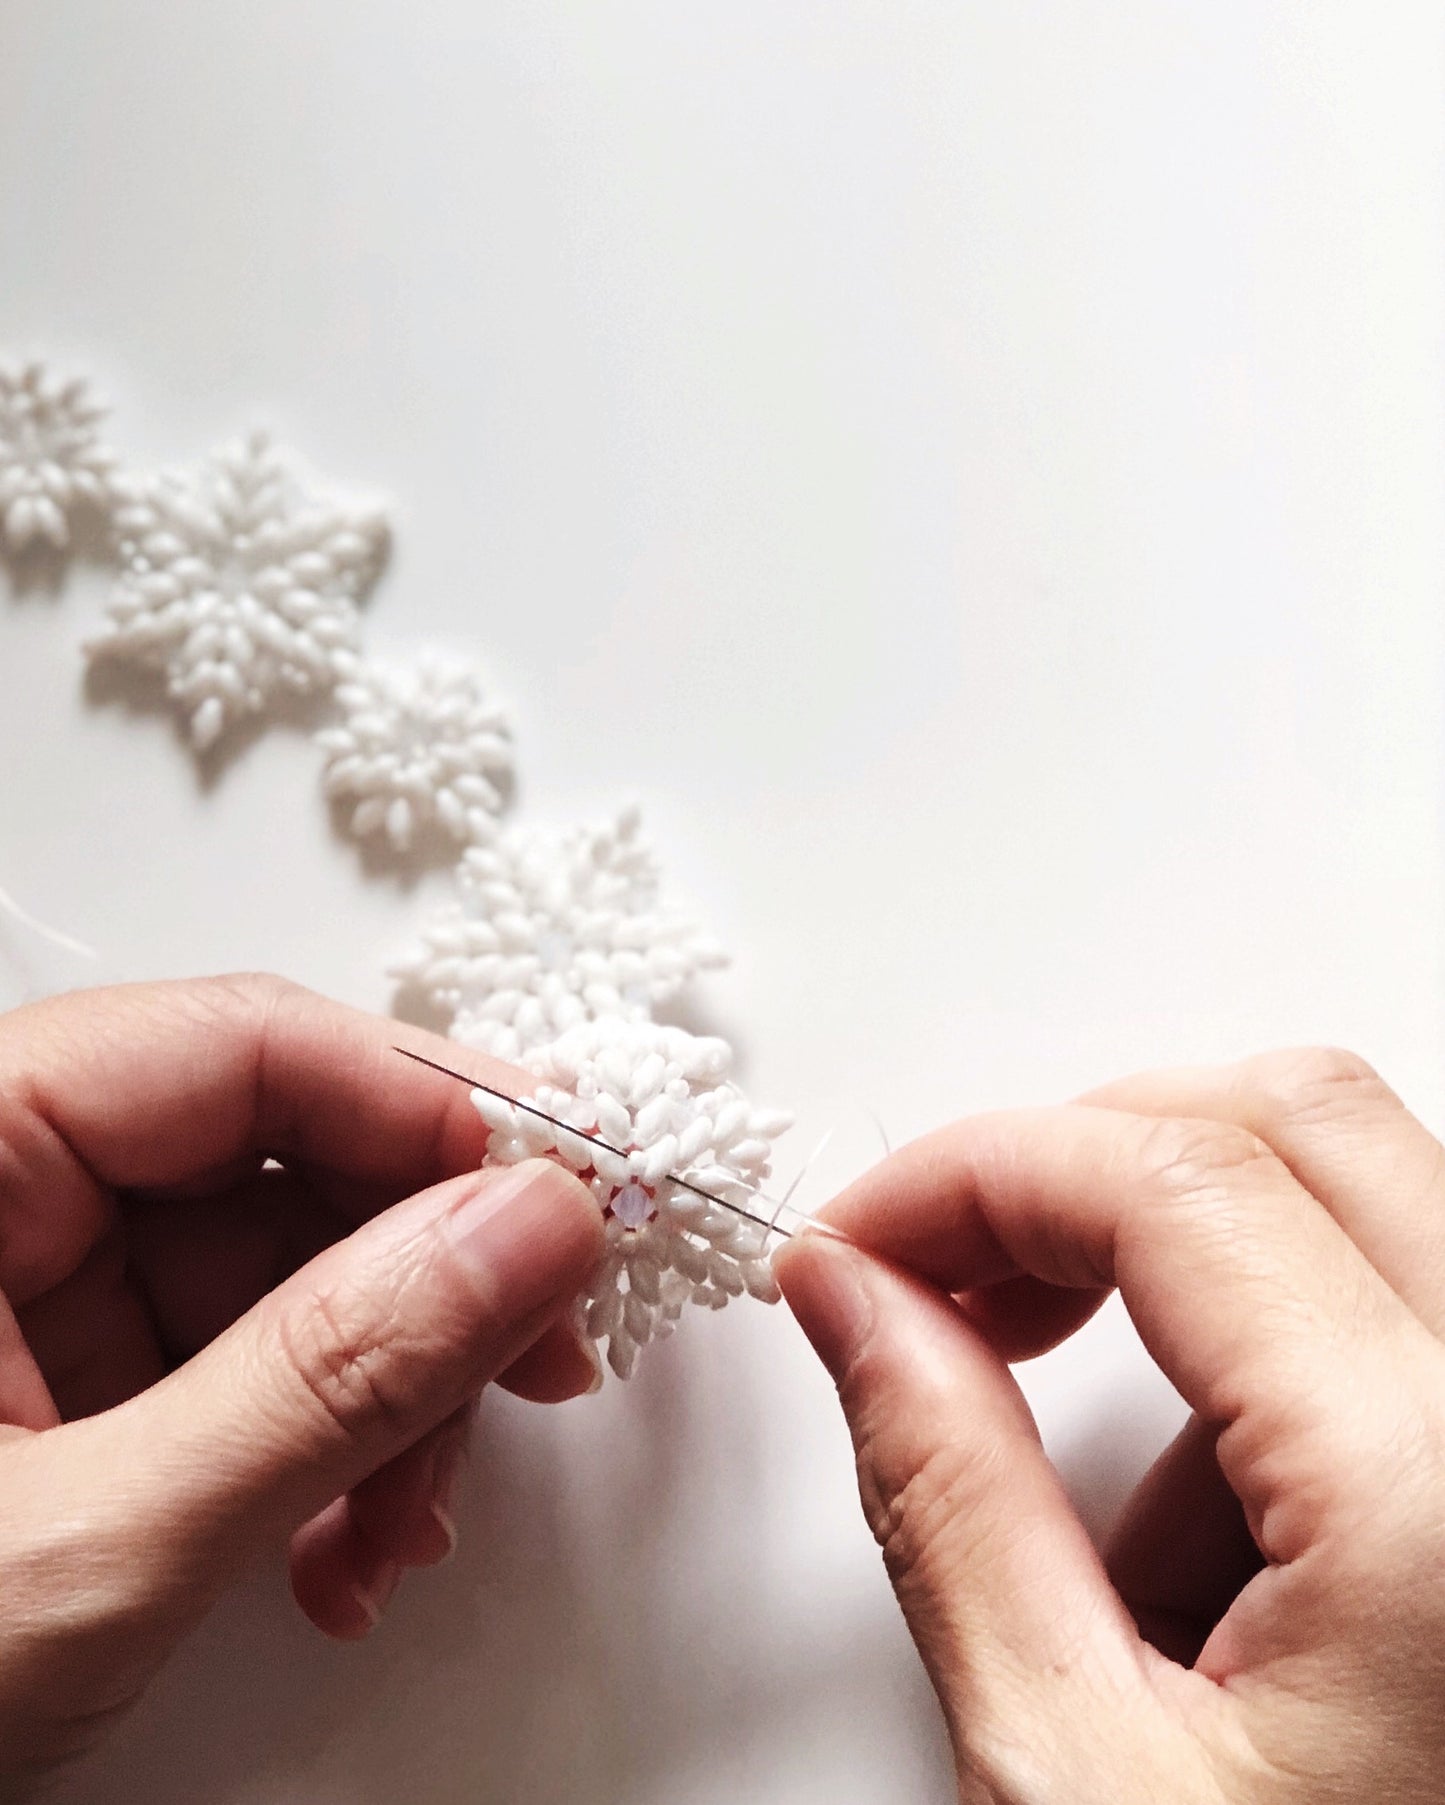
left=776, top=1048, right=1445, bottom=1802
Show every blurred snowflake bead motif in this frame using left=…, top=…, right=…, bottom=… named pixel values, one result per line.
left=86, top=429, right=388, bottom=750
left=472, top=1020, right=792, bottom=1378
left=393, top=807, right=726, bottom=1058
left=317, top=653, right=514, bottom=851
left=0, top=358, right=118, bottom=553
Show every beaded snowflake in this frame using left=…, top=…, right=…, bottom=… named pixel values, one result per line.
left=472, top=1020, right=791, bottom=1379
left=0, top=358, right=118, bottom=554
left=317, top=653, right=514, bottom=851
left=6, top=347, right=795, bottom=1383
left=86, top=428, right=388, bottom=750
left=392, top=807, right=725, bottom=1060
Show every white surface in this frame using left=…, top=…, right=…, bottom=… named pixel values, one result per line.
left=2, top=3, right=1443, bottom=1800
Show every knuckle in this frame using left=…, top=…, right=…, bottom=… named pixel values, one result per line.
left=1134, top=1116, right=1278, bottom=1199
left=858, top=1436, right=999, bottom=1592
left=1289, top=1367, right=1445, bottom=1563
left=195, top=972, right=316, bottom=1144
left=277, top=1281, right=414, bottom=1443
left=208, top=970, right=308, bottom=1024
left=1248, top=1044, right=1391, bottom=1122
left=171, top=971, right=310, bottom=1056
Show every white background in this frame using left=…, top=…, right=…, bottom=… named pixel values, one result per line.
left=1, top=3, right=1442, bottom=1800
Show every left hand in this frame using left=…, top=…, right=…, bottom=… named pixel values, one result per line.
left=0, top=974, right=603, bottom=1786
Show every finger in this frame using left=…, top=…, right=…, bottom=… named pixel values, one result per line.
left=15, top=1225, right=166, bottom=1418
left=133, top=1170, right=596, bottom=1393
left=291, top=1325, right=600, bottom=1636
left=58, top=1158, right=602, bottom=1611
left=1082, top=1048, right=1445, bottom=1335
left=496, top=1318, right=601, bottom=1402
left=123, top=1168, right=344, bottom=1361
left=134, top=1178, right=600, bottom=1400
left=289, top=1405, right=476, bottom=1638
left=1105, top=1413, right=1262, bottom=1666
left=956, top=1272, right=1111, bottom=1364
left=288, top=1496, right=399, bottom=1641
left=774, top=1235, right=1184, bottom=1771
left=345, top=1405, right=473, bottom=1569
left=823, top=1108, right=1431, bottom=1556
left=0, top=976, right=517, bottom=1302
left=0, top=1291, right=58, bottom=1430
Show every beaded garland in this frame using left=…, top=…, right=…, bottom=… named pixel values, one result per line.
left=2, top=351, right=791, bottom=1380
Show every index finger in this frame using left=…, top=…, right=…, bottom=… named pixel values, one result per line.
left=823, top=1105, right=1428, bottom=1554
left=0, top=976, right=516, bottom=1283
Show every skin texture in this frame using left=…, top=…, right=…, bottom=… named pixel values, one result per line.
left=0, top=976, right=605, bottom=1794
left=6, top=986, right=1442, bottom=1803
left=775, top=1047, right=1445, bottom=1803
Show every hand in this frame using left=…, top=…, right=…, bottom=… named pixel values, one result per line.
left=776, top=1049, right=1445, bottom=1803
left=0, top=975, right=603, bottom=1790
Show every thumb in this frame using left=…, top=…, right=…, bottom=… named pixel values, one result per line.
left=774, top=1235, right=1162, bottom=1787
left=90, top=1157, right=603, bottom=1582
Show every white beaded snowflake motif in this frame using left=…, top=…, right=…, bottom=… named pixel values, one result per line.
left=0, top=358, right=118, bottom=554
left=0, top=340, right=800, bottom=1381
left=86, top=429, right=388, bottom=750
left=394, top=807, right=725, bottom=1060
left=473, top=1021, right=792, bottom=1379
left=317, top=653, right=513, bottom=851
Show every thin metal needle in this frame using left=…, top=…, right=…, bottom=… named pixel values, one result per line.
left=393, top=1045, right=792, bottom=1239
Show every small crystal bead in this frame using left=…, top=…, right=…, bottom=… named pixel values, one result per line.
left=612, top=1180, right=653, bottom=1229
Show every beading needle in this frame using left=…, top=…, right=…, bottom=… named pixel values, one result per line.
left=393, top=1045, right=795, bottom=1239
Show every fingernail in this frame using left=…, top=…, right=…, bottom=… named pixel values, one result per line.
left=577, top=1332, right=604, bottom=1395
left=352, top=1560, right=402, bottom=1631
left=428, top=1426, right=469, bottom=1559
left=773, top=1236, right=875, bottom=1383
left=430, top=1503, right=458, bottom=1559
left=444, top=1159, right=604, bottom=1309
